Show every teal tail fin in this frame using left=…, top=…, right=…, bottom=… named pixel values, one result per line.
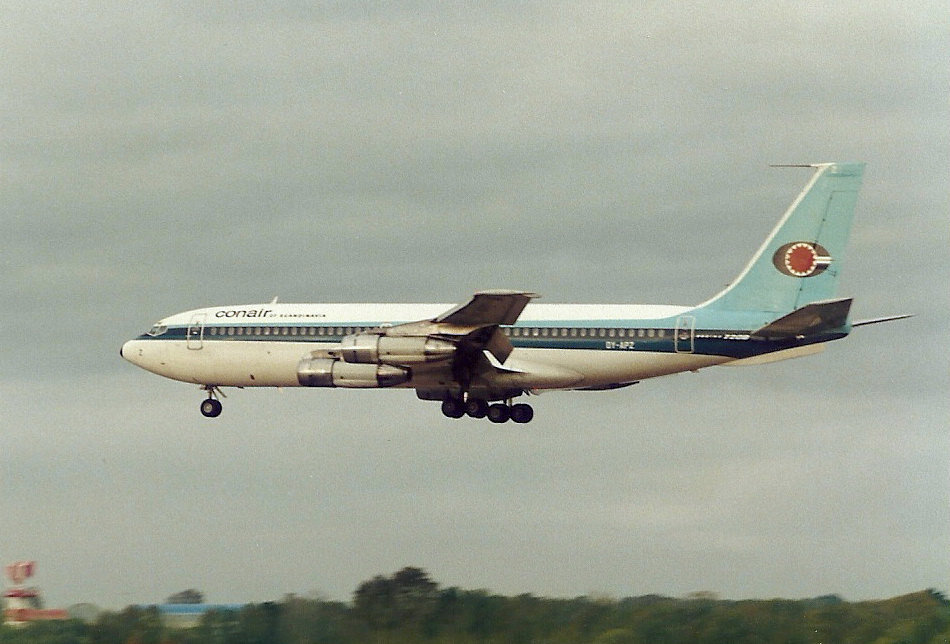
left=699, top=162, right=865, bottom=316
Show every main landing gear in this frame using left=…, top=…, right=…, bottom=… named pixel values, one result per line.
left=441, top=397, right=534, bottom=424
left=199, top=385, right=224, bottom=418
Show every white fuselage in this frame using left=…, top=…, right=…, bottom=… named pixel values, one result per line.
left=120, top=302, right=731, bottom=391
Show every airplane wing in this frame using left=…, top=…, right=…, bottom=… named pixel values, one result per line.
left=434, top=290, right=538, bottom=362
left=378, top=290, right=538, bottom=364
left=435, top=290, right=539, bottom=326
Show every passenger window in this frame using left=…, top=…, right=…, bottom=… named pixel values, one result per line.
left=580, top=328, right=587, bottom=337
left=648, top=329, right=655, bottom=337
left=570, top=328, right=577, bottom=337
left=608, top=329, right=616, bottom=338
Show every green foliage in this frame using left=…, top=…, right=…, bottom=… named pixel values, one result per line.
left=89, top=606, right=164, bottom=644
left=353, top=566, right=439, bottom=632
left=0, top=620, right=89, bottom=644
left=3, top=573, right=948, bottom=644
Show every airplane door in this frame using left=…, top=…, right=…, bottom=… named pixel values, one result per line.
left=674, top=315, right=695, bottom=353
left=186, top=314, right=205, bottom=350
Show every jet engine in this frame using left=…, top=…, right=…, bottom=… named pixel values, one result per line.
left=297, top=357, right=409, bottom=388
left=335, top=334, right=455, bottom=365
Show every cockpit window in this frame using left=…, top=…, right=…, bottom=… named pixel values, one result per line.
left=147, top=324, right=168, bottom=337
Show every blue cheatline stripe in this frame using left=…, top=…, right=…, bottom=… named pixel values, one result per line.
left=134, top=322, right=847, bottom=360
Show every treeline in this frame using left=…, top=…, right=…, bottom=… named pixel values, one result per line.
left=2, top=567, right=949, bottom=644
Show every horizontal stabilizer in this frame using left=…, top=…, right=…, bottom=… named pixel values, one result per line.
left=751, top=298, right=852, bottom=340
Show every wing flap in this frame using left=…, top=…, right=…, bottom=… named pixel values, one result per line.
left=482, top=327, right=515, bottom=363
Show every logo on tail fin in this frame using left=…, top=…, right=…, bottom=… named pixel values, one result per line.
left=772, top=242, right=832, bottom=277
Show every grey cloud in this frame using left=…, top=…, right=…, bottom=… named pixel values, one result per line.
left=1, top=1, right=947, bottom=607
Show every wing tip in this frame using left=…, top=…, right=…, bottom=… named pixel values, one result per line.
left=474, top=289, right=541, bottom=299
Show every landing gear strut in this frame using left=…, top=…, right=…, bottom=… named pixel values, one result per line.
left=199, top=386, right=224, bottom=418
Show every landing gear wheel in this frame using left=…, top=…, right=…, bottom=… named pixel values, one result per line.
left=200, top=398, right=222, bottom=418
left=441, top=397, right=465, bottom=419
left=510, top=403, right=534, bottom=424
left=487, top=403, right=511, bottom=424
left=465, top=398, right=489, bottom=418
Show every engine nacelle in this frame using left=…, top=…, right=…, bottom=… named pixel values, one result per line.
left=337, top=334, right=455, bottom=365
left=297, top=357, right=409, bottom=388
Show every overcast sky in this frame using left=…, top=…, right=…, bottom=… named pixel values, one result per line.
left=2, top=2, right=948, bottom=609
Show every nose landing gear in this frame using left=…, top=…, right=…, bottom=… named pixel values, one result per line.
left=199, top=385, right=224, bottom=418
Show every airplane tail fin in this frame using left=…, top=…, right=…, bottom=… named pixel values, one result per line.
left=698, top=163, right=865, bottom=316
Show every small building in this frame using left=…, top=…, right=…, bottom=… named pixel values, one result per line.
left=151, top=603, right=246, bottom=629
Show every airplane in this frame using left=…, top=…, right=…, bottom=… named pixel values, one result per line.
left=121, top=162, right=909, bottom=423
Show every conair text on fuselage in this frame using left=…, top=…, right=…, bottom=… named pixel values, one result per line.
left=215, top=309, right=273, bottom=318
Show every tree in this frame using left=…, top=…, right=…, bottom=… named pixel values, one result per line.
left=89, top=606, right=164, bottom=644
left=352, top=567, right=439, bottom=632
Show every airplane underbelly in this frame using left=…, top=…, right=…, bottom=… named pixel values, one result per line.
left=509, top=347, right=730, bottom=389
